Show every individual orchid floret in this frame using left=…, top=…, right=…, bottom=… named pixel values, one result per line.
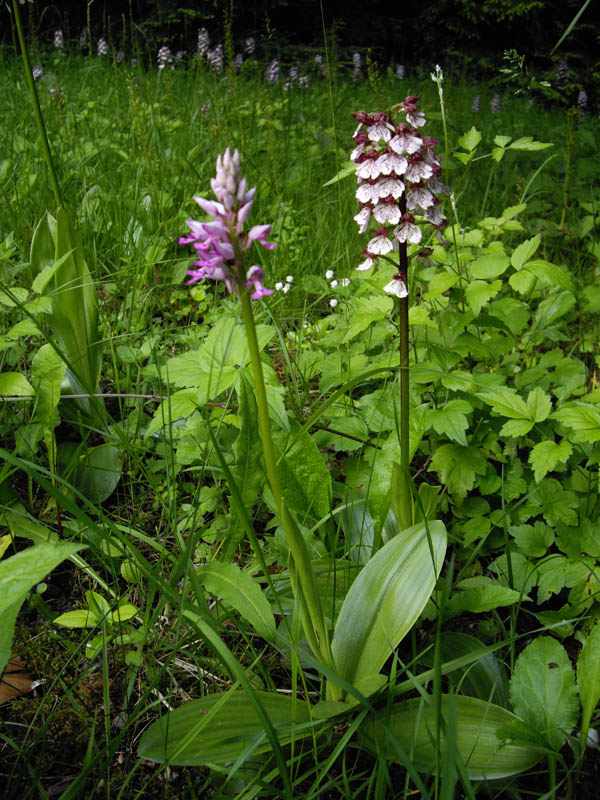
left=179, top=147, right=276, bottom=300
left=245, top=266, right=274, bottom=300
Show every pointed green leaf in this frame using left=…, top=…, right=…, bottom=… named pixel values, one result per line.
left=444, top=578, right=524, bottom=619
left=362, top=695, right=544, bottom=779
left=193, top=561, right=276, bottom=641
left=476, top=387, right=530, bottom=420
left=529, top=440, right=572, bottom=482
left=551, top=403, right=600, bottom=443
left=49, top=208, right=101, bottom=394
left=511, top=235, right=541, bottom=270
left=0, top=540, right=82, bottom=674
left=469, top=254, right=510, bottom=280
left=0, top=372, right=34, bottom=397
left=578, top=623, right=600, bottom=736
left=526, top=387, right=551, bottom=422
left=332, top=520, right=446, bottom=689
left=510, top=636, right=579, bottom=751
left=465, top=279, right=502, bottom=315
left=138, top=690, right=315, bottom=765
left=509, top=137, right=552, bottom=151
left=457, top=126, right=481, bottom=152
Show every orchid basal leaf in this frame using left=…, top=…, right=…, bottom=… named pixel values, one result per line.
left=138, top=690, right=316, bottom=766
left=361, top=695, right=545, bottom=779
left=332, top=520, right=446, bottom=691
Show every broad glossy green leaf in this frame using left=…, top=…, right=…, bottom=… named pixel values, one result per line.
left=510, top=234, right=540, bottom=270
left=0, top=541, right=82, bottom=675
left=193, top=561, right=276, bottom=641
left=49, top=208, right=101, bottom=395
left=510, top=636, right=579, bottom=751
left=273, top=421, right=331, bottom=523
left=362, top=695, right=545, bottom=779
left=577, top=622, right=600, bottom=736
left=138, top=690, right=316, bottom=765
left=75, top=444, right=123, bottom=503
left=421, top=632, right=509, bottom=707
left=332, top=520, right=446, bottom=690
left=444, top=578, right=524, bottom=619
left=0, top=372, right=34, bottom=397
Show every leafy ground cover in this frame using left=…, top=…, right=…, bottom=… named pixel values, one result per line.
left=1, top=33, right=600, bottom=800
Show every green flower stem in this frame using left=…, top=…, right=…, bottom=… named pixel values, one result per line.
left=238, top=287, right=340, bottom=700
left=391, top=204, right=412, bottom=533
left=12, top=0, right=63, bottom=208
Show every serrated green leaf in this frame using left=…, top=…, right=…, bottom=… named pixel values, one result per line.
left=523, top=260, right=574, bottom=291
left=533, top=290, right=575, bottom=329
left=494, top=135, right=512, bottom=147
left=430, top=444, right=487, bottom=503
left=511, top=235, right=541, bottom=270
left=273, top=421, right=332, bottom=522
left=193, top=562, right=276, bottom=641
left=491, top=147, right=506, bottom=162
left=469, top=254, right=510, bottom=280
left=551, top=403, right=600, bottom=443
left=509, top=137, right=552, bottom=151
left=423, top=272, right=459, bottom=300
left=408, top=306, right=435, bottom=326
left=457, top=126, right=481, bottom=152
left=509, top=270, right=537, bottom=295
left=510, top=637, right=578, bottom=751
left=577, top=623, right=600, bottom=736
left=529, top=440, right=572, bottom=482
left=526, top=387, right=552, bottom=422
left=343, top=295, right=393, bottom=343
left=0, top=372, right=34, bottom=397
left=362, top=695, right=544, bottom=779
left=0, top=287, right=28, bottom=308
left=427, top=400, right=472, bottom=446
left=465, top=279, right=502, bottom=315
left=476, top=387, right=530, bottom=419
left=500, top=419, right=534, bottom=437
left=332, top=520, right=446, bottom=690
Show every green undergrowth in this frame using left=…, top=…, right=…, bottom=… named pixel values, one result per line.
left=1, top=48, right=600, bottom=800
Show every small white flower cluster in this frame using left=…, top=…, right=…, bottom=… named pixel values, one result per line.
left=244, top=37, right=255, bottom=55
left=578, top=89, right=588, bottom=118
left=54, top=29, right=64, bottom=50
left=396, top=64, right=405, bottom=79
left=274, top=275, right=294, bottom=293
left=325, top=270, right=350, bottom=307
left=234, top=53, right=244, bottom=70
left=97, top=37, right=109, bottom=57
left=471, top=95, right=480, bottom=113
left=79, top=27, right=88, bottom=48
left=490, top=94, right=501, bottom=114
left=32, top=64, right=43, bottom=81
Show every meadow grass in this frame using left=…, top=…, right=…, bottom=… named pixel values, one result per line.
left=1, top=47, right=600, bottom=799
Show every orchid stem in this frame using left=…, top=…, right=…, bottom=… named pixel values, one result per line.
left=239, top=287, right=340, bottom=699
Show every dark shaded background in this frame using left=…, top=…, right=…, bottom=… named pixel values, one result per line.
left=6, top=0, right=599, bottom=92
